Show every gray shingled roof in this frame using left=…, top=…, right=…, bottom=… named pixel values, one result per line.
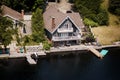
left=43, top=5, right=85, bottom=33
left=1, top=5, right=23, bottom=20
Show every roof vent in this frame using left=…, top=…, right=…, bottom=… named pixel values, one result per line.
left=66, top=10, right=72, bottom=13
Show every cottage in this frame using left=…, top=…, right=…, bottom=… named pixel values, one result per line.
left=1, top=5, right=25, bottom=33
left=43, top=5, right=85, bottom=46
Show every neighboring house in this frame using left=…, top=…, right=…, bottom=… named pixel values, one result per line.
left=23, top=14, right=32, bottom=35
left=43, top=5, right=85, bottom=46
left=1, top=5, right=26, bottom=34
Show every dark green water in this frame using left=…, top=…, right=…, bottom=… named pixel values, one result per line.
left=0, top=47, right=120, bottom=80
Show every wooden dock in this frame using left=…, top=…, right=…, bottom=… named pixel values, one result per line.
left=1, top=44, right=120, bottom=62
left=87, top=46, right=103, bottom=59
left=26, top=55, right=36, bottom=64
left=0, top=54, right=9, bottom=58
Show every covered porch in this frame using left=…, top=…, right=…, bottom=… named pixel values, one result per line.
left=53, top=40, right=80, bottom=47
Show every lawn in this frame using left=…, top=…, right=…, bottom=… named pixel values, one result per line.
left=91, top=0, right=120, bottom=45
left=92, top=26, right=120, bottom=45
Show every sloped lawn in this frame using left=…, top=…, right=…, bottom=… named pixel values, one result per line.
left=92, top=26, right=120, bottom=45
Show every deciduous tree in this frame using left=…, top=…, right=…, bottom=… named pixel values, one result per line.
left=0, top=16, right=13, bottom=52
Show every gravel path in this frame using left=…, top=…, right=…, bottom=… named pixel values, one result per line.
left=58, top=0, right=73, bottom=13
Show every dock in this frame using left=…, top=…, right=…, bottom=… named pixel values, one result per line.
left=0, top=54, right=9, bottom=58
left=87, top=46, right=103, bottom=59
left=0, top=44, right=120, bottom=64
left=26, top=55, right=36, bottom=64
left=9, top=51, right=46, bottom=64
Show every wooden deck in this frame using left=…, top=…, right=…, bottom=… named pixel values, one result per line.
left=87, top=46, right=103, bottom=59
left=0, top=54, right=9, bottom=58
left=26, top=55, right=36, bottom=64
left=0, top=44, right=120, bottom=63
left=0, top=51, right=46, bottom=65
left=47, top=45, right=105, bottom=59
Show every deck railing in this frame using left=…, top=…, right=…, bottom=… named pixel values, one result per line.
left=52, top=35, right=81, bottom=41
left=57, top=28, right=73, bottom=33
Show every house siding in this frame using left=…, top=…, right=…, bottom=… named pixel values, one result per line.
left=53, top=18, right=80, bottom=36
left=51, top=18, right=81, bottom=46
left=45, top=29, right=52, bottom=40
left=43, top=5, right=85, bottom=47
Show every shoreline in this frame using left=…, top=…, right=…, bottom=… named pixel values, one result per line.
left=0, top=44, right=120, bottom=59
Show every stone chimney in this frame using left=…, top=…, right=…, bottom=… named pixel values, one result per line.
left=21, top=10, right=24, bottom=20
left=52, top=17, right=55, bottom=29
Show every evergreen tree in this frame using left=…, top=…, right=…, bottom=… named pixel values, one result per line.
left=33, top=0, right=45, bottom=11
left=32, top=8, right=45, bottom=43
left=73, top=0, right=109, bottom=26
left=108, top=0, right=120, bottom=16
left=0, top=0, right=45, bottom=12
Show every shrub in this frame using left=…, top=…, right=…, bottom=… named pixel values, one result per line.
left=96, top=9, right=109, bottom=25
left=85, top=34, right=95, bottom=42
left=43, top=41, right=51, bottom=50
left=83, top=18, right=98, bottom=27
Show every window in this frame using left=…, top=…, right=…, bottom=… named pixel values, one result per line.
left=59, top=33, right=68, bottom=37
left=64, top=23, right=69, bottom=29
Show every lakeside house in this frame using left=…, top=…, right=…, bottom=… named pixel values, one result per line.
left=0, top=5, right=32, bottom=54
left=43, top=5, right=85, bottom=46
left=1, top=5, right=24, bottom=28
left=1, top=5, right=33, bottom=35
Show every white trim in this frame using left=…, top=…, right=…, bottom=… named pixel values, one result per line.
left=68, top=16, right=82, bottom=34
left=3, top=14, right=24, bottom=24
left=52, top=17, right=68, bottom=34
left=52, top=16, right=82, bottom=35
left=3, top=14, right=19, bottom=21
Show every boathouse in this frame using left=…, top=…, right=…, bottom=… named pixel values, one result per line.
left=43, top=5, right=85, bottom=46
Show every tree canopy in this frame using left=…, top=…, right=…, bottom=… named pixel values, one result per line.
left=0, top=16, right=13, bottom=48
left=73, top=0, right=109, bottom=26
left=31, top=8, right=45, bottom=43
left=108, top=0, right=120, bottom=16
left=0, top=0, right=45, bottom=12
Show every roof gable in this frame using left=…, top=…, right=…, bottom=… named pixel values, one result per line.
left=1, top=5, right=23, bottom=20
left=52, top=16, right=81, bottom=34
left=43, top=5, right=85, bottom=33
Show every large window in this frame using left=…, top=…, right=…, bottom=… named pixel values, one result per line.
left=59, top=33, right=68, bottom=37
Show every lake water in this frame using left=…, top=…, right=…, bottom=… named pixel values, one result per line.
left=0, top=47, right=120, bottom=80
